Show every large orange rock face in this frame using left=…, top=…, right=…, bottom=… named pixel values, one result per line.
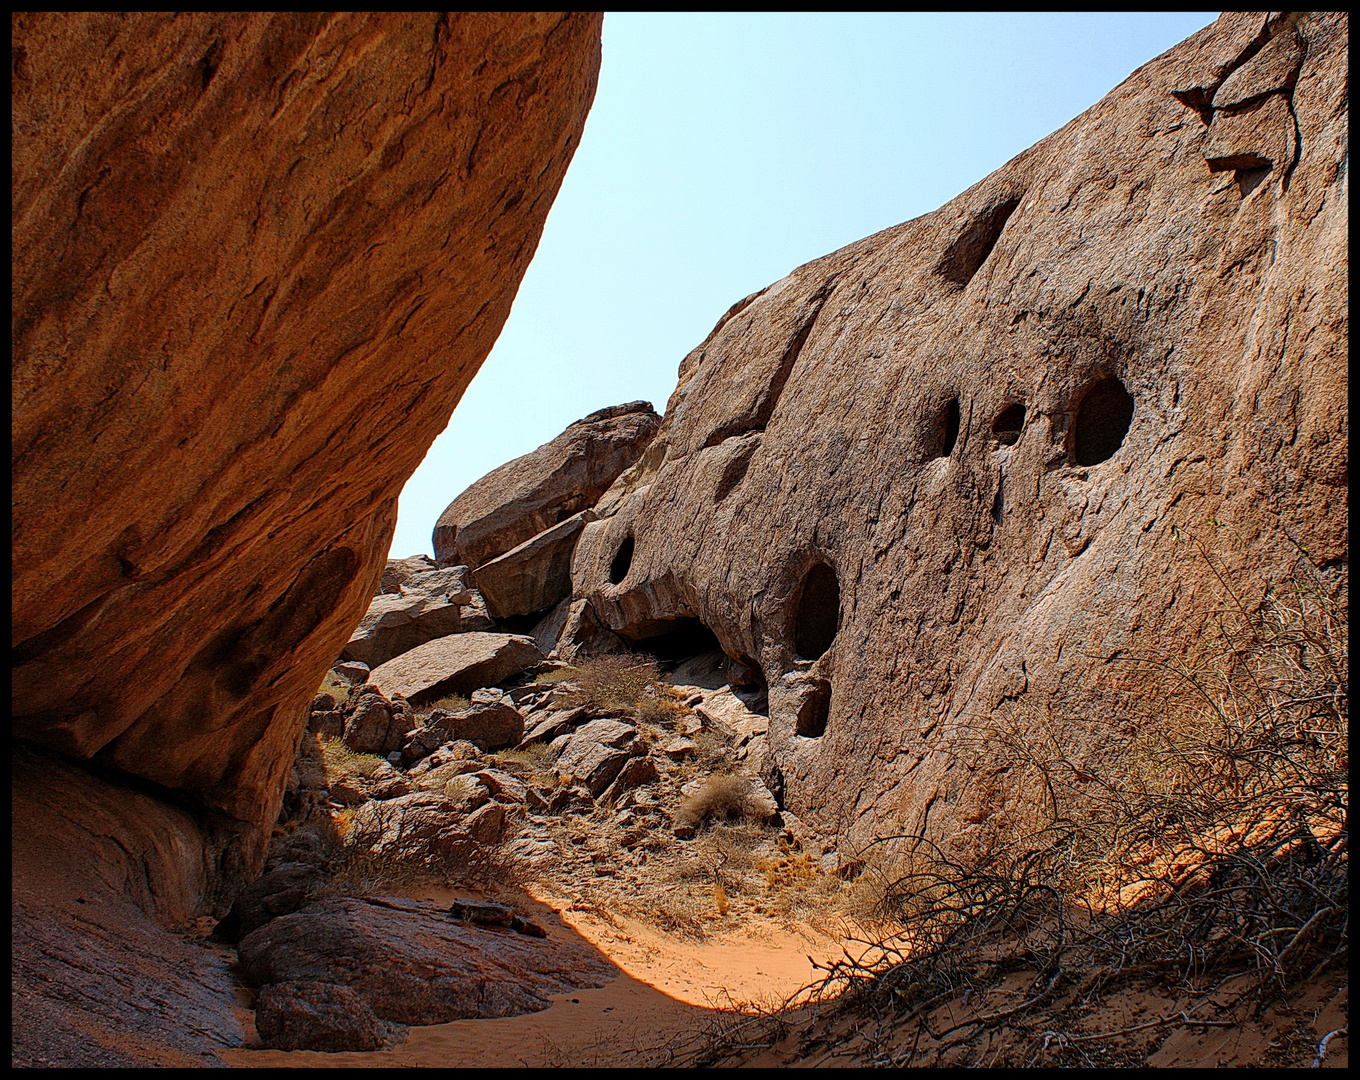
left=572, top=13, right=1347, bottom=851
left=11, top=12, right=602, bottom=883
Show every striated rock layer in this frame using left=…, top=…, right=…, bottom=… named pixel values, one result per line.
left=12, top=12, right=602, bottom=891
left=571, top=13, right=1347, bottom=852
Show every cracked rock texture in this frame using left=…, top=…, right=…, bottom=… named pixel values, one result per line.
left=11, top=12, right=602, bottom=886
left=571, top=12, right=1347, bottom=852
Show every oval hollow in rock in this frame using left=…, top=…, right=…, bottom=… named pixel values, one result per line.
left=991, top=403, right=1026, bottom=446
left=939, top=398, right=961, bottom=458
left=794, top=563, right=840, bottom=661
left=1073, top=378, right=1135, bottom=466
left=608, top=536, right=634, bottom=585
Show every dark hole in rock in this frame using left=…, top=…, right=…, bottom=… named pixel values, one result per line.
left=939, top=398, right=961, bottom=458
left=991, top=475, right=1005, bottom=524
left=794, top=563, right=840, bottom=661
left=608, top=535, right=634, bottom=585
left=935, top=197, right=1022, bottom=287
left=1073, top=378, right=1135, bottom=466
left=795, top=679, right=831, bottom=738
left=1236, top=165, right=1270, bottom=198
left=992, top=403, right=1025, bottom=446
left=631, top=618, right=722, bottom=664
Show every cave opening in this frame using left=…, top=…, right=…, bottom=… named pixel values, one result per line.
left=991, top=402, right=1025, bottom=447
left=794, top=562, right=840, bottom=661
left=630, top=617, right=722, bottom=664
left=608, top=535, right=634, bottom=585
left=1073, top=378, right=1134, bottom=466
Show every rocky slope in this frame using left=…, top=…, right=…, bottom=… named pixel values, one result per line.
left=11, top=11, right=602, bottom=1066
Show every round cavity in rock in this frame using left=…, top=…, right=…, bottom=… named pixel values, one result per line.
left=794, top=563, right=840, bottom=661
left=939, top=397, right=961, bottom=458
left=991, top=403, right=1025, bottom=447
left=608, top=535, right=634, bottom=585
left=794, top=679, right=831, bottom=738
left=1073, top=378, right=1134, bottom=466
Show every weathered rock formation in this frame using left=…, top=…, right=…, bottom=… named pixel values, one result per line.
left=342, top=566, right=475, bottom=669
left=568, top=12, right=1347, bottom=853
left=369, top=632, right=545, bottom=706
left=433, top=401, right=661, bottom=572
left=11, top=11, right=601, bottom=1066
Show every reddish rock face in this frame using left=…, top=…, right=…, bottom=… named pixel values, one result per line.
left=11, top=12, right=602, bottom=882
left=572, top=13, right=1347, bottom=852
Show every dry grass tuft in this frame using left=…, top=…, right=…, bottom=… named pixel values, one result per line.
left=319, top=737, right=386, bottom=782
left=559, top=655, right=691, bottom=724
left=428, top=692, right=472, bottom=713
left=677, top=774, right=764, bottom=831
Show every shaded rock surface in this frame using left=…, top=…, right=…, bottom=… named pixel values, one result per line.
left=474, top=510, right=599, bottom=619
left=433, top=401, right=661, bottom=569
left=255, top=981, right=407, bottom=1053
left=11, top=746, right=241, bottom=1067
left=369, top=632, right=544, bottom=706
left=237, top=896, right=613, bottom=1024
left=11, top=12, right=603, bottom=887
left=569, top=12, right=1347, bottom=854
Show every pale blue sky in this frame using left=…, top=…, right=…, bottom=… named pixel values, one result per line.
left=389, top=11, right=1219, bottom=559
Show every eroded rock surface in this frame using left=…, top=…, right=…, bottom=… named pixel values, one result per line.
left=342, top=567, right=475, bottom=669
left=11, top=12, right=603, bottom=887
left=369, top=632, right=544, bottom=706
left=433, top=401, right=661, bottom=569
left=237, top=896, right=613, bottom=1024
left=570, top=12, right=1347, bottom=854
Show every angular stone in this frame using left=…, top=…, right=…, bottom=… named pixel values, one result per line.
left=333, top=661, right=372, bottom=686
left=237, top=896, right=613, bottom=1024
left=255, top=980, right=407, bottom=1053
left=556, top=738, right=631, bottom=798
left=571, top=718, right=639, bottom=749
left=600, top=755, right=659, bottom=806
left=346, top=793, right=477, bottom=867
left=463, top=801, right=507, bottom=845
left=342, top=570, right=470, bottom=670
left=475, top=769, right=531, bottom=805
left=379, top=555, right=439, bottom=596
left=434, top=402, right=660, bottom=568
left=429, top=699, right=525, bottom=752
left=368, top=633, right=544, bottom=707
left=473, top=510, right=597, bottom=619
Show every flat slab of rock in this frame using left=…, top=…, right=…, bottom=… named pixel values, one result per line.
left=474, top=510, right=597, bottom=619
left=343, top=567, right=476, bottom=669
left=368, top=633, right=544, bottom=707
left=237, top=896, right=613, bottom=1024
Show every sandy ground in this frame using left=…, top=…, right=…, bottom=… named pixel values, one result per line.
left=221, top=883, right=858, bottom=1068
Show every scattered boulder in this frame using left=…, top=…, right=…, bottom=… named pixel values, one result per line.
left=463, top=801, right=508, bottom=845
left=342, top=567, right=476, bottom=670
left=255, top=980, right=407, bottom=1053
left=516, top=708, right=584, bottom=749
left=368, top=633, right=544, bottom=707
left=552, top=721, right=638, bottom=798
left=211, top=863, right=328, bottom=944
left=237, top=896, right=613, bottom=1023
left=433, top=401, right=661, bottom=569
left=473, top=510, right=597, bottom=619
left=426, top=689, right=525, bottom=751
left=663, top=737, right=697, bottom=761
left=329, top=760, right=413, bottom=806
left=448, top=899, right=544, bottom=937
left=600, top=755, right=660, bottom=806
left=333, top=661, right=372, bottom=686
left=345, top=793, right=478, bottom=868
left=379, top=554, right=439, bottom=595
left=338, top=685, right=416, bottom=757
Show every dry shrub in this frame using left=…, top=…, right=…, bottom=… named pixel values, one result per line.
left=317, top=670, right=349, bottom=699
left=677, top=774, right=764, bottom=830
left=560, top=654, right=688, bottom=722
left=534, top=666, right=579, bottom=686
